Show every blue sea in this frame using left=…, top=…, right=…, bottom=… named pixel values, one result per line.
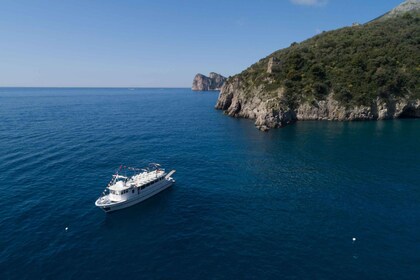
left=0, top=88, right=419, bottom=279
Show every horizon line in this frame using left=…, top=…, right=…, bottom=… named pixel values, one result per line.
left=0, top=86, right=192, bottom=89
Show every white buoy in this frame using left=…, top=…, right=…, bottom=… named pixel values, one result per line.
left=65, top=227, right=68, bottom=231
left=352, top=237, right=356, bottom=242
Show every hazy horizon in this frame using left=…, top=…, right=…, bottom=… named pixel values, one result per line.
left=0, top=86, right=192, bottom=88
left=0, top=0, right=404, bottom=87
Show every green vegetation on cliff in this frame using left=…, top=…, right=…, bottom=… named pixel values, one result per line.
left=235, top=12, right=420, bottom=109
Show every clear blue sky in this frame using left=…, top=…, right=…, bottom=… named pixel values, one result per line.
left=0, top=0, right=404, bottom=87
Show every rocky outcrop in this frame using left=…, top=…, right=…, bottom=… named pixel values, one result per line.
left=216, top=80, right=420, bottom=131
left=192, top=72, right=226, bottom=91
left=215, top=79, right=299, bottom=131
left=379, top=0, right=420, bottom=20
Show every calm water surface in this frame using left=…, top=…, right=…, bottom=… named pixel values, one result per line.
left=0, top=88, right=419, bottom=279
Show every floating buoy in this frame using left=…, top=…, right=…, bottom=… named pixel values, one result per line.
left=352, top=237, right=356, bottom=242
left=65, top=227, right=69, bottom=231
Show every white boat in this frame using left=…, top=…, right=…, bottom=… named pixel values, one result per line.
left=95, top=163, right=176, bottom=212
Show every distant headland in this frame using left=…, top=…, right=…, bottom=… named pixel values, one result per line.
left=192, top=72, right=226, bottom=91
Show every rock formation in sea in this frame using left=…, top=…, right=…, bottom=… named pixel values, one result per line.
left=215, top=0, right=420, bottom=131
left=192, top=72, right=226, bottom=91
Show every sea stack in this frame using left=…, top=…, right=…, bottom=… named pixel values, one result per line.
left=192, top=72, right=226, bottom=91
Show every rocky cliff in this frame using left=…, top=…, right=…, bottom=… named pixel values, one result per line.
left=216, top=83, right=420, bottom=131
left=192, top=72, right=226, bottom=91
left=216, top=1, right=420, bottom=131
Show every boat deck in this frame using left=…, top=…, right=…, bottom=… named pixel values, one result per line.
left=128, top=170, right=165, bottom=186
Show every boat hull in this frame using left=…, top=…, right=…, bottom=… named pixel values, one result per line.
left=96, top=178, right=174, bottom=213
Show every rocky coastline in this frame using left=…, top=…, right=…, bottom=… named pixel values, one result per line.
left=216, top=79, right=420, bottom=131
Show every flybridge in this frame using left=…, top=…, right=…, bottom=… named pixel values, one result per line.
left=95, top=163, right=176, bottom=212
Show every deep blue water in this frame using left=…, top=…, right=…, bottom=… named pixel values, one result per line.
left=0, top=88, right=419, bottom=279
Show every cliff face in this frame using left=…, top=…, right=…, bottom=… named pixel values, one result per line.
left=192, top=72, right=226, bottom=91
left=216, top=84, right=420, bottom=131
left=215, top=2, right=420, bottom=131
